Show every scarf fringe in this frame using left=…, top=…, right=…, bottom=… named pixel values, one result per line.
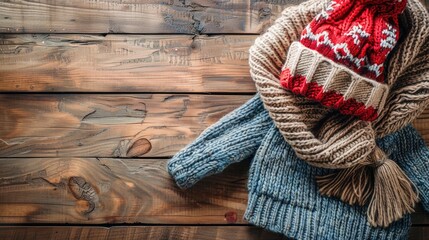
left=316, top=163, right=373, bottom=206
left=316, top=147, right=419, bottom=228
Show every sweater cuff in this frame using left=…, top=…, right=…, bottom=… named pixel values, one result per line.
left=167, top=154, right=225, bottom=189
left=166, top=94, right=272, bottom=190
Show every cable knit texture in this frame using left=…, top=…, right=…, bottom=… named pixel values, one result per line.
left=279, top=0, right=407, bottom=121
left=249, top=0, right=429, bottom=227
left=279, top=42, right=388, bottom=121
left=250, top=0, right=376, bottom=169
left=250, top=0, right=429, bottom=167
left=167, top=95, right=429, bottom=239
left=300, top=0, right=406, bottom=83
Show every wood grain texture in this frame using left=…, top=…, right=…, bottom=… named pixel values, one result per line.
left=0, top=157, right=249, bottom=224
left=0, top=34, right=255, bottom=93
left=0, top=226, right=286, bottom=240
left=0, top=94, right=250, bottom=157
left=0, top=0, right=427, bottom=35
left=1, top=94, right=429, bottom=158
left=0, top=157, right=427, bottom=225
left=0, top=0, right=305, bottom=34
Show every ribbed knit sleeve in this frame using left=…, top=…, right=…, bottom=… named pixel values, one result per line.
left=167, top=94, right=271, bottom=189
left=377, top=125, right=429, bottom=212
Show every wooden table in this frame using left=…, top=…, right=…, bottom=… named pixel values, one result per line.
left=0, top=0, right=428, bottom=239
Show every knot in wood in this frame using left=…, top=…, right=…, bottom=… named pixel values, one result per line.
left=126, top=138, right=152, bottom=157
left=68, top=176, right=99, bottom=215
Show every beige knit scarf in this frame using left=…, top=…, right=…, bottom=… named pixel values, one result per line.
left=250, top=0, right=429, bottom=228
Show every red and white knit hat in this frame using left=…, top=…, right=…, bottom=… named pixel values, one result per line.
left=280, top=0, right=407, bottom=121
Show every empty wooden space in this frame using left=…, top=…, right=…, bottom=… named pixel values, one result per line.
left=0, top=0, right=428, bottom=240
left=0, top=35, right=255, bottom=92
left=0, top=0, right=306, bottom=34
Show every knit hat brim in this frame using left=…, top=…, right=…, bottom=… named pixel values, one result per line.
left=280, top=42, right=389, bottom=122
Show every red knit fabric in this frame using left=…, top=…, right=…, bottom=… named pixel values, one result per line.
left=280, top=69, right=378, bottom=122
left=300, top=0, right=407, bottom=82
left=279, top=0, right=406, bottom=121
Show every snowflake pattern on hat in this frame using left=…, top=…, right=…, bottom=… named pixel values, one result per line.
left=280, top=0, right=407, bottom=121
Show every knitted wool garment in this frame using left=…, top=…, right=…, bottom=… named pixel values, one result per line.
left=167, top=95, right=429, bottom=239
left=249, top=0, right=429, bottom=227
left=279, top=0, right=407, bottom=121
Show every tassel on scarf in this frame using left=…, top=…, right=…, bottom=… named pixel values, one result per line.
left=316, top=163, right=374, bottom=206
left=316, top=146, right=419, bottom=228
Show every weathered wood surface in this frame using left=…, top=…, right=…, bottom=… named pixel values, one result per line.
left=1, top=94, right=429, bottom=158
left=0, top=226, right=285, bottom=240
left=0, top=0, right=427, bottom=35
left=0, top=34, right=255, bottom=93
left=0, top=157, right=427, bottom=225
left=0, top=0, right=304, bottom=34
left=0, top=158, right=248, bottom=224
left=0, top=94, right=251, bottom=157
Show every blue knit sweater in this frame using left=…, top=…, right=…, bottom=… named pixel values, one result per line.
left=167, top=94, right=429, bottom=239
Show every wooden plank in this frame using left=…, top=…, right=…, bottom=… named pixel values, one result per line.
left=0, top=158, right=249, bottom=224
left=0, top=157, right=427, bottom=225
left=0, top=34, right=255, bottom=92
left=0, top=0, right=305, bottom=34
left=410, top=226, right=429, bottom=240
left=0, top=226, right=428, bottom=240
left=1, top=104, right=427, bottom=226
left=0, top=34, right=256, bottom=93
left=1, top=94, right=429, bottom=158
left=413, top=205, right=429, bottom=225
left=0, top=226, right=286, bottom=240
left=0, top=0, right=427, bottom=34
left=0, top=94, right=251, bottom=157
